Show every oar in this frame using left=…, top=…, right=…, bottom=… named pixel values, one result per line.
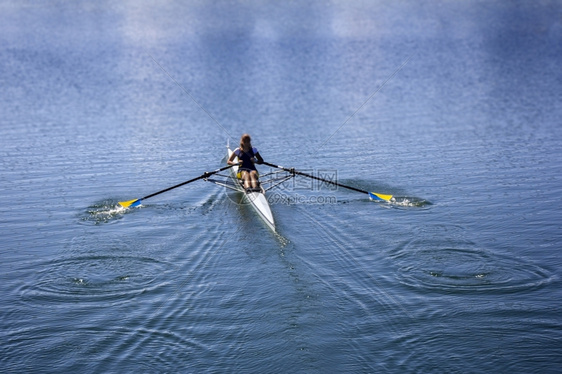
left=118, top=164, right=237, bottom=208
left=262, top=161, right=393, bottom=202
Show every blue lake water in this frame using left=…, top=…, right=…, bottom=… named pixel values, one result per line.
left=1, top=1, right=561, bottom=372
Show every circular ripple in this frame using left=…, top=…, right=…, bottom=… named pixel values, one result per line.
left=21, top=254, right=169, bottom=305
left=392, top=243, right=552, bottom=294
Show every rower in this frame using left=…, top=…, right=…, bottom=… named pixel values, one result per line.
left=227, top=134, right=264, bottom=191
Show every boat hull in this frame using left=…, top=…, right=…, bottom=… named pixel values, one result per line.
left=227, top=147, right=275, bottom=231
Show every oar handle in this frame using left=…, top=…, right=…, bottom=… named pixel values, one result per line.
left=262, top=161, right=368, bottom=194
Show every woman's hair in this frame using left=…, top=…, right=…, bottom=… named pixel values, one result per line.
left=240, top=134, right=252, bottom=152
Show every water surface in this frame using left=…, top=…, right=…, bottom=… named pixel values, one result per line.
left=1, top=1, right=561, bottom=372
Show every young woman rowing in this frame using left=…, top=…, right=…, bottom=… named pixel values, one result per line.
left=227, top=134, right=264, bottom=191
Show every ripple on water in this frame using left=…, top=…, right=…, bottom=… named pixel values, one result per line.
left=390, top=238, right=553, bottom=294
left=20, top=254, right=169, bottom=305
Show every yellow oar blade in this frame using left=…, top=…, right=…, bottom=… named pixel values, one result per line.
left=368, top=192, right=393, bottom=201
left=118, top=199, right=141, bottom=208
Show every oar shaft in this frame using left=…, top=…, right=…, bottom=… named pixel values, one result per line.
left=141, top=164, right=235, bottom=200
left=262, top=161, right=368, bottom=194
left=141, top=175, right=204, bottom=200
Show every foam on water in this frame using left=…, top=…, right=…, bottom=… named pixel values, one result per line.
left=80, top=199, right=130, bottom=225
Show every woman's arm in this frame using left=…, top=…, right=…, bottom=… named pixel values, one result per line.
left=255, top=152, right=264, bottom=164
left=227, top=150, right=238, bottom=165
